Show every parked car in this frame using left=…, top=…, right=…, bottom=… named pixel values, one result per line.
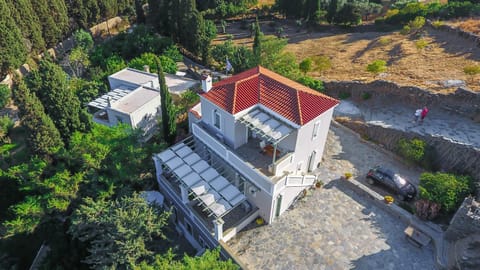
left=366, top=166, right=417, bottom=201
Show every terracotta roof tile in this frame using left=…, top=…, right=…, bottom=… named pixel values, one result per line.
left=201, top=66, right=339, bottom=125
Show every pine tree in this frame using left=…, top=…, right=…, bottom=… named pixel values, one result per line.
left=252, top=17, right=262, bottom=66
left=15, top=81, right=63, bottom=155
left=31, top=0, right=62, bottom=47
left=156, top=57, right=176, bottom=145
left=0, top=0, right=27, bottom=77
left=26, top=58, right=90, bottom=143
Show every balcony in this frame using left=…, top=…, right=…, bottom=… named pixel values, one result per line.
left=192, top=122, right=294, bottom=189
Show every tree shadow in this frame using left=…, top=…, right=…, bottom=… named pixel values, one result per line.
left=387, top=43, right=404, bottom=66
left=426, top=28, right=480, bottom=61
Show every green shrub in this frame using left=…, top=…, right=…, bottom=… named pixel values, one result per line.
left=0, top=84, right=11, bottom=108
left=0, top=116, right=14, bottom=143
left=400, top=25, right=411, bottom=35
left=339, top=92, right=351, bottom=100
left=415, top=39, right=429, bottom=50
left=408, top=16, right=426, bottom=31
left=163, top=45, right=183, bottom=62
left=366, top=60, right=387, bottom=74
left=312, top=55, right=332, bottom=74
left=397, top=138, right=425, bottom=163
left=361, top=92, right=372, bottom=100
left=431, top=20, right=443, bottom=28
left=297, top=76, right=325, bottom=92
left=419, top=172, right=474, bottom=213
left=464, top=65, right=480, bottom=76
left=378, top=37, right=392, bottom=46
left=299, top=58, right=313, bottom=75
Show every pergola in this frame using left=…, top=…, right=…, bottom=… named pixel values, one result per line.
left=156, top=143, right=246, bottom=219
left=238, top=108, right=295, bottom=163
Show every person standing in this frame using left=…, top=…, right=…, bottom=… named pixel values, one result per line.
left=414, top=108, right=422, bottom=122
left=420, top=106, right=429, bottom=123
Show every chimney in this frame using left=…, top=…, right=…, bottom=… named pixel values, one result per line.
left=201, top=73, right=212, bottom=92
left=143, top=65, right=150, bottom=73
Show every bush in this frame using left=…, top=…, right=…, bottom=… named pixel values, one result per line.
left=415, top=39, right=429, bottom=50
left=408, top=16, right=426, bottom=31
left=312, top=55, right=332, bottom=74
left=397, top=138, right=426, bottom=163
left=464, top=65, right=480, bottom=76
left=297, top=76, right=324, bottom=92
left=378, top=37, right=392, bottom=46
left=431, top=20, right=444, bottom=28
left=361, top=92, right=372, bottom=100
left=339, top=92, right=351, bottom=99
left=366, top=60, right=387, bottom=74
left=0, top=115, right=14, bottom=143
left=419, top=172, right=474, bottom=213
left=400, top=25, right=411, bottom=35
left=0, top=84, right=11, bottom=108
left=163, top=45, right=183, bottom=62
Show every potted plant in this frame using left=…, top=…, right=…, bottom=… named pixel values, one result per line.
left=315, top=180, right=324, bottom=189
left=344, top=172, right=353, bottom=180
left=255, top=217, right=264, bottom=226
left=384, top=195, right=394, bottom=204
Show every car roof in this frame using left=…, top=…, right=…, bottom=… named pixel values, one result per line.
left=376, top=166, right=395, bottom=176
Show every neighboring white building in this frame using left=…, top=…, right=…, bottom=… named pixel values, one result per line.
left=153, top=66, right=339, bottom=254
left=88, top=67, right=197, bottom=138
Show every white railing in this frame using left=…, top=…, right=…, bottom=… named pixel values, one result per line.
left=192, top=123, right=273, bottom=194
left=272, top=152, right=293, bottom=177
left=285, top=175, right=316, bottom=187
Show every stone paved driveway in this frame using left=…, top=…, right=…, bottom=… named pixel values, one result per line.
left=226, top=126, right=436, bottom=270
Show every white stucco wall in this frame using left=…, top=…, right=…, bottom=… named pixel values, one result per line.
left=292, top=107, right=335, bottom=174
left=106, top=109, right=131, bottom=126
left=129, top=96, right=160, bottom=128
left=199, top=97, right=236, bottom=147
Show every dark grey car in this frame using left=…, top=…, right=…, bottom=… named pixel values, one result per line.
left=366, top=166, right=417, bottom=201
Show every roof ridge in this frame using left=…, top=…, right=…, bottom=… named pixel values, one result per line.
left=296, top=88, right=303, bottom=125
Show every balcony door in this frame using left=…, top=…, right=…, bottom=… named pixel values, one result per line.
left=307, top=150, right=317, bottom=172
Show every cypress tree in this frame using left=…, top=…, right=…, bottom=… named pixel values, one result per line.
left=31, top=0, right=62, bottom=47
left=15, top=81, right=63, bottom=156
left=156, top=57, right=176, bottom=145
left=252, top=17, right=262, bottom=66
left=6, top=0, right=46, bottom=53
left=135, top=0, right=146, bottom=24
left=26, top=58, right=90, bottom=143
left=0, top=0, right=27, bottom=77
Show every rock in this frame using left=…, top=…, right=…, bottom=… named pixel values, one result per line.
left=333, top=100, right=362, bottom=119
left=442, top=80, right=465, bottom=88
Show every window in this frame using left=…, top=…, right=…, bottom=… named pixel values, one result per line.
left=312, top=121, right=320, bottom=139
left=213, top=109, right=221, bottom=129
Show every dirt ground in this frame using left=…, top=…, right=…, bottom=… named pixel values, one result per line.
left=216, top=19, right=480, bottom=93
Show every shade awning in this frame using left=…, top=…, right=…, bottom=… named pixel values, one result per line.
left=239, top=108, right=294, bottom=143
left=156, top=140, right=247, bottom=219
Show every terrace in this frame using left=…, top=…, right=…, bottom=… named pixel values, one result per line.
left=154, top=137, right=259, bottom=238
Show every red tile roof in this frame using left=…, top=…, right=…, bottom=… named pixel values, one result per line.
left=201, top=66, right=339, bottom=125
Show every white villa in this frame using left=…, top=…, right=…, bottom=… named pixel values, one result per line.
left=88, top=67, right=197, bottom=138
left=153, top=66, right=339, bottom=253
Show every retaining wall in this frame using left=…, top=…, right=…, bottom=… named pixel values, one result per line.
left=324, top=80, right=480, bottom=121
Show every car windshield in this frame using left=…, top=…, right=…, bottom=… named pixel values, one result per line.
left=393, top=174, right=408, bottom=188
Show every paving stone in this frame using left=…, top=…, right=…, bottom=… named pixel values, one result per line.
left=226, top=126, right=436, bottom=270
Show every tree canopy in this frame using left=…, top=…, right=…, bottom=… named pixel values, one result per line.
left=69, top=194, right=170, bottom=269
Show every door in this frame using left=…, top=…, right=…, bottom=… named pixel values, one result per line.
left=307, top=150, right=317, bottom=172
left=275, top=194, right=283, bottom=217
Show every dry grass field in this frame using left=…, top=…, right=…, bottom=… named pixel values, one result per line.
left=449, top=18, right=480, bottom=35
left=216, top=19, right=480, bottom=93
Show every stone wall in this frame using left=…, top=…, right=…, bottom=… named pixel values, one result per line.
left=324, top=80, right=480, bottom=121
left=338, top=120, right=480, bottom=189
left=426, top=19, right=480, bottom=48
left=445, top=197, right=480, bottom=241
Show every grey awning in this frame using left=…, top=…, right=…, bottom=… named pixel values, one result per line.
left=156, top=140, right=246, bottom=218
left=238, top=109, right=294, bottom=143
